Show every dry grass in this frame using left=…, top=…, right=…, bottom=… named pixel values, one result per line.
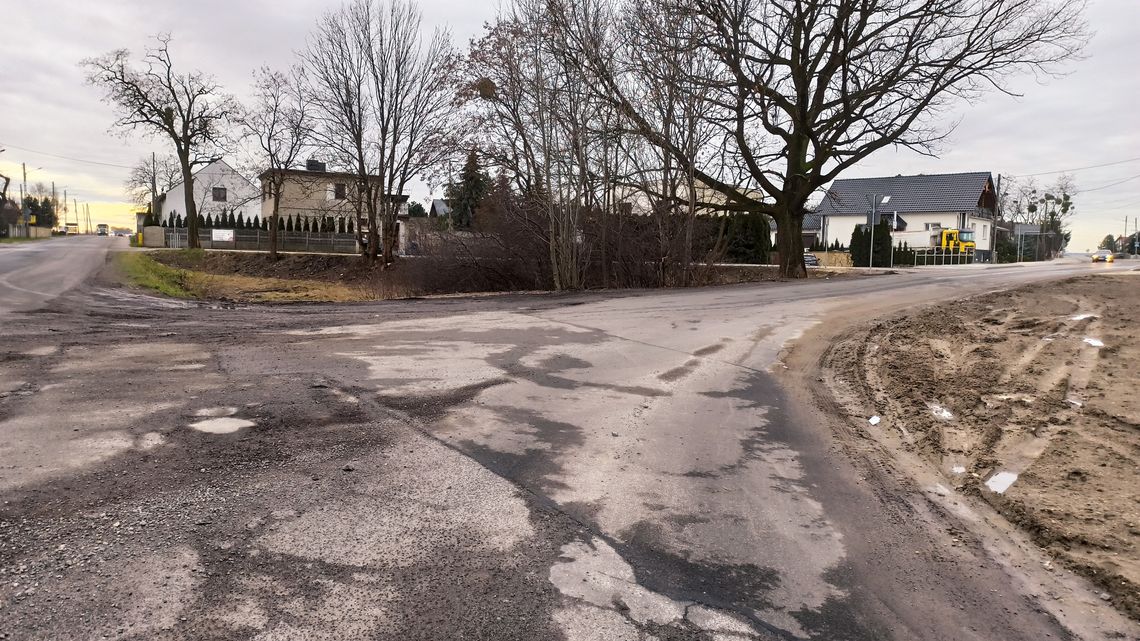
left=118, top=251, right=372, bottom=302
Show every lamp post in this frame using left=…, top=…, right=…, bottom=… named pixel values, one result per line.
left=889, top=210, right=898, bottom=268
left=865, top=194, right=878, bottom=268
left=20, top=163, right=44, bottom=237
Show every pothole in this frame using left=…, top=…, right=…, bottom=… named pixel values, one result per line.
left=189, top=417, right=255, bottom=434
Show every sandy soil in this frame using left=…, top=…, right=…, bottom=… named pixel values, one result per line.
left=823, top=273, right=1140, bottom=621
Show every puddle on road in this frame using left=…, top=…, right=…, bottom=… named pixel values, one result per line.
left=189, top=417, right=255, bottom=434
left=985, top=471, right=1018, bottom=494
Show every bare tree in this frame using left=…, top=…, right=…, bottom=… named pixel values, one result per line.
left=124, top=154, right=181, bottom=207
left=549, top=0, right=1088, bottom=277
left=238, top=67, right=312, bottom=260
left=304, top=0, right=458, bottom=265
left=363, top=0, right=459, bottom=265
left=304, top=3, right=376, bottom=257
left=83, top=34, right=238, bottom=248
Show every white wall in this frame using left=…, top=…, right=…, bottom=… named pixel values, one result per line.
left=966, top=215, right=993, bottom=253
left=823, top=211, right=989, bottom=248
left=160, top=160, right=259, bottom=224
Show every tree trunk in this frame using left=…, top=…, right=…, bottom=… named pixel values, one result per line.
left=269, top=182, right=281, bottom=261
left=381, top=208, right=397, bottom=267
left=178, top=152, right=200, bottom=249
left=366, top=203, right=380, bottom=261
left=774, top=208, right=806, bottom=278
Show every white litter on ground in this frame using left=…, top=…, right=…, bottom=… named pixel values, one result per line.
left=189, top=417, right=254, bottom=434
left=985, top=471, right=1019, bottom=494
left=951, top=466, right=966, bottom=474
left=1083, top=337, right=1105, bottom=348
left=929, top=403, right=954, bottom=420
left=1065, top=398, right=1084, bottom=408
left=868, top=415, right=881, bottom=426
left=1071, top=313, right=1097, bottom=321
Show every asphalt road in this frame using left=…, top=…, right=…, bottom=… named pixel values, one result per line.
left=0, top=236, right=124, bottom=314
left=0, top=242, right=1136, bottom=641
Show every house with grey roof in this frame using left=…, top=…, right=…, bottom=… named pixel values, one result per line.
left=429, top=199, right=452, bottom=218
left=816, top=171, right=998, bottom=258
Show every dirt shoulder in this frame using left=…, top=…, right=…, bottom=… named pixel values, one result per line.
left=817, top=273, right=1140, bottom=622
left=124, top=249, right=861, bottom=303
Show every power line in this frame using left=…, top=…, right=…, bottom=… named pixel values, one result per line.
left=1081, top=173, right=1140, bottom=193
left=1006, top=156, right=1140, bottom=178
left=0, top=142, right=134, bottom=170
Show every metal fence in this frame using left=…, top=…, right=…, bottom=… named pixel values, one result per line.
left=164, top=229, right=360, bottom=254
left=910, top=248, right=976, bottom=266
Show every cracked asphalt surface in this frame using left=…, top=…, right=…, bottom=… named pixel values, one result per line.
left=1, top=236, right=1136, bottom=640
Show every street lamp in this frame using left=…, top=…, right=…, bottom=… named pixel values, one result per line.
left=865, top=194, right=890, bottom=267
left=19, top=164, right=44, bottom=234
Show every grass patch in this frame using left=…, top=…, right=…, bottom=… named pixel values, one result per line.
left=117, top=251, right=367, bottom=302
left=116, top=252, right=197, bottom=298
left=189, top=272, right=366, bottom=302
left=0, top=236, right=50, bottom=244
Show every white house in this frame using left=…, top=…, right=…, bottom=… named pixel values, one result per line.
left=158, top=159, right=259, bottom=225
left=816, top=172, right=998, bottom=259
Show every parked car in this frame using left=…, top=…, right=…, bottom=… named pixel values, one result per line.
left=1091, top=249, right=1115, bottom=263
left=803, top=252, right=820, bottom=267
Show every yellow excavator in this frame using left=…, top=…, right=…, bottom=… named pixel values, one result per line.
left=939, top=229, right=976, bottom=252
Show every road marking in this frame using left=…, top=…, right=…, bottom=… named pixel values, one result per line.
left=0, top=271, right=53, bottom=299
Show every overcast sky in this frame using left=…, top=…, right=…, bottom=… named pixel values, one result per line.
left=1, top=0, right=1137, bottom=251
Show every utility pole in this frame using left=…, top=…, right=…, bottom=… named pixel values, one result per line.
left=51, top=182, right=57, bottom=230
left=21, top=162, right=29, bottom=235
left=889, top=211, right=898, bottom=268
left=868, top=194, right=877, bottom=268
left=150, top=151, right=158, bottom=227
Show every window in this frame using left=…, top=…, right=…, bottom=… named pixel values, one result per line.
left=924, top=223, right=942, bottom=231
left=333, top=183, right=347, bottom=200
left=212, top=187, right=228, bottom=202
left=983, top=225, right=988, bottom=240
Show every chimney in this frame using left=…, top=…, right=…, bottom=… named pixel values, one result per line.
left=305, top=159, right=327, bottom=172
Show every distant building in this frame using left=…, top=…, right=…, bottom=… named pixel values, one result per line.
left=258, top=160, right=408, bottom=232
left=428, top=199, right=452, bottom=218
left=158, top=159, right=259, bottom=225
left=817, top=171, right=998, bottom=259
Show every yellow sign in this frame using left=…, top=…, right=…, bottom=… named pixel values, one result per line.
left=29, top=215, right=37, bottom=224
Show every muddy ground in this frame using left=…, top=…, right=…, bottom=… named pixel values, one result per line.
left=824, top=273, right=1140, bottom=620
